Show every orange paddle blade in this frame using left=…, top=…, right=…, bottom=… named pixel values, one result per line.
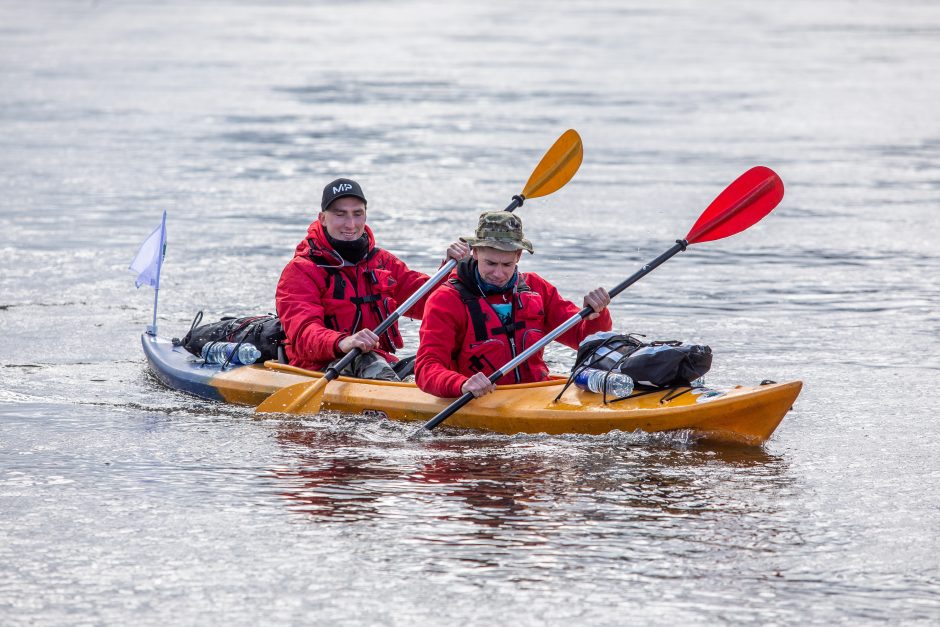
left=521, top=129, right=583, bottom=199
left=255, top=376, right=328, bottom=415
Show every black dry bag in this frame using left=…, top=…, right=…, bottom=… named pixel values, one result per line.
left=174, top=311, right=286, bottom=363
left=574, top=331, right=712, bottom=388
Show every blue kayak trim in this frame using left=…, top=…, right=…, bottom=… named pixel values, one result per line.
left=141, top=333, right=230, bottom=402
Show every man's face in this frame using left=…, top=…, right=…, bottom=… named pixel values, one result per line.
left=319, top=197, right=367, bottom=241
left=472, top=246, right=522, bottom=287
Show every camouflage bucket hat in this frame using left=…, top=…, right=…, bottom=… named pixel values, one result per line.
left=461, top=211, right=534, bottom=253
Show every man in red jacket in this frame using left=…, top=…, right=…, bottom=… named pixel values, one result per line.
left=416, top=211, right=612, bottom=398
left=276, top=178, right=468, bottom=380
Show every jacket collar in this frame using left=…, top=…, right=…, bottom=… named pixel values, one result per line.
left=296, top=220, right=377, bottom=267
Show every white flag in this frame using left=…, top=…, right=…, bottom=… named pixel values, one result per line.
left=129, top=211, right=167, bottom=289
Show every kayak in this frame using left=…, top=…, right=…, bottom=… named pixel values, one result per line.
left=142, top=333, right=801, bottom=445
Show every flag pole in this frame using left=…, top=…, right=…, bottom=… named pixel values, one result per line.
left=147, top=211, right=167, bottom=337
left=148, top=285, right=159, bottom=336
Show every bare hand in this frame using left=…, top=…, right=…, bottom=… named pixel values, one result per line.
left=446, top=241, right=471, bottom=262
left=461, top=372, right=497, bottom=398
left=338, top=329, right=380, bottom=354
left=583, top=287, right=611, bottom=320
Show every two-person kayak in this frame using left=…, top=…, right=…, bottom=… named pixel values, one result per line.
left=142, top=333, right=802, bottom=445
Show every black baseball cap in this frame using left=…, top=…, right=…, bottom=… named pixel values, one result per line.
left=321, top=178, right=367, bottom=211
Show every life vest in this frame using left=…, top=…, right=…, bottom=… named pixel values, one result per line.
left=447, top=272, right=550, bottom=384
left=308, top=241, right=404, bottom=354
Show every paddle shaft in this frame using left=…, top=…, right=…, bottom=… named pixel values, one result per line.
left=321, top=259, right=456, bottom=381
left=323, top=196, right=526, bottom=381
left=418, top=239, right=688, bottom=431
left=503, top=195, right=524, bottom=212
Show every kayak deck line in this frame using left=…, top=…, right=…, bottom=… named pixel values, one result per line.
left=262, top=361, right=753, bottom=409
left=262, top=359, right=590, bottom=390
left=142, top=333, right=802, bottom=445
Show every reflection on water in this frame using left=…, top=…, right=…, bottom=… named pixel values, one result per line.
left=266, top=422, right=804, bottom=599
left=272, top=423, right=789, bottom=532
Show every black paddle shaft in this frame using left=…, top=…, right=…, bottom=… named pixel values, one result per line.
left=417, top=239, right=689, bottom=433
left=607, top=239, right=687, bottom=299
left=503, top=195, right=524, bottom=212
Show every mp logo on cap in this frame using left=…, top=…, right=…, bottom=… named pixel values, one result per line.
left=333, top=183, right=353, bottom=193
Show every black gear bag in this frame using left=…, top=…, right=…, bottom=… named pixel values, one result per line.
left=573, top=332, right=713, bottom=388
left=173, top=311, right=286, bottom=363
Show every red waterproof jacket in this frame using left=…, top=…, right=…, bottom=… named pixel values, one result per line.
left=416, top=260, right=613, bottom=398
left=275, top=220, right=430, bottom=371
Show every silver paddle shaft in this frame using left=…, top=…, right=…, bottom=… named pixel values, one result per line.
left=384, top=259, right=455, bottom=330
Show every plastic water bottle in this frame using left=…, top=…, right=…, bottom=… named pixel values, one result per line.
left=574, top=367, right=634, bottom=398
left=200, top=342, right=262, bottom=366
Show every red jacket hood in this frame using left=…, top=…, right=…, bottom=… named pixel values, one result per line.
left=293, top=220, right=377, bottom=266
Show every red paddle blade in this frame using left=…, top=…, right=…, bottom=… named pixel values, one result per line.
left=684, top=166, right=784, bottom=245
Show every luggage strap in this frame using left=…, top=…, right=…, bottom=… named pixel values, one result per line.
left=553, top=334, right=638, bottom=405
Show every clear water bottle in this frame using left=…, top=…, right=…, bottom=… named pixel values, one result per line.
left=200, top=342, right=262, bottom=366
left=574, top=367, right=634, bottom=397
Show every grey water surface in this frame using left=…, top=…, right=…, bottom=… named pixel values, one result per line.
left=1, top=1, right=939, bottom=624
